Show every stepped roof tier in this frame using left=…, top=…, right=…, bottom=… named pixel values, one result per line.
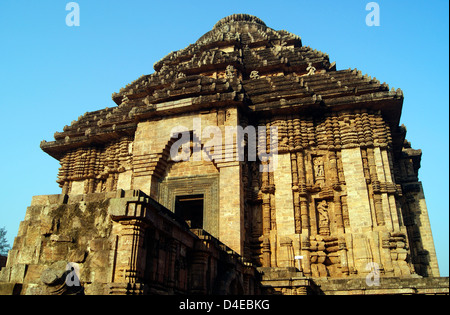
left=41, top=14, right=404, bottom=160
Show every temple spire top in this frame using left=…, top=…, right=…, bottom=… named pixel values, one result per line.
left=213, top=14, right=267, bottom=29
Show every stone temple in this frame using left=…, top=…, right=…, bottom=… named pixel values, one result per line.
left=0, top=14, right=447, bottom=295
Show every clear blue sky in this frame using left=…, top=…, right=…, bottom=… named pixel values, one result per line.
left=0, top=0, right=448, bottom=276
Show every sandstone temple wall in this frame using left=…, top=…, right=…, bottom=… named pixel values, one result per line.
left=41, top=107, right=440, bottom=279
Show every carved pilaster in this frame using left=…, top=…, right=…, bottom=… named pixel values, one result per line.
left=262, top=236, right=271, bottom=267
left=291, top=153, right=301, bottom=233
left=109, top=191, right=152, bottom=294
left=262, top=195, right=271, bottom=236
left=334, top=195, right=344, bottom=234
left=300, top=198, right=309, bottom=233
left=337, top=151, right=345, bottom=185
left=341, top=195, right=349, bottom=228
left=328, top=151, right=339, bottom=189
left=296, top=152, right=309, bottom=233
left=189, top=251, right=209, bottom=294
left=367, top=147, right=385, bottom=226
left=300, top=235, right=311, bottom=276
left=296, top=151, right=307, bottom=195
left=338, top=237, right=349, bottom=275
left=118, top=220, right=148, bottom=284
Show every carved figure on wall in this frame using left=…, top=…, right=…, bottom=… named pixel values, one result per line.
left=313, top=156, right=325, bottom=178
left=250, top=70, right=260, bottom=80
left=225, top=65, right=235, bottom=79
left=306, top=62, right=316, bottom=75
left=317, top=200, right=330, bottom=236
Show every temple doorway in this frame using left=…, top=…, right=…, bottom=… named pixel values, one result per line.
left=175, top=194, right=204, bottom=229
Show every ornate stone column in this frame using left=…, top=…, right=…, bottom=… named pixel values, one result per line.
left=109, top=191, right=151, bottom=294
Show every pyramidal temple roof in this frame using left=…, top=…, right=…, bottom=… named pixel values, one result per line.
left=41, top=14, right=404, bottom=159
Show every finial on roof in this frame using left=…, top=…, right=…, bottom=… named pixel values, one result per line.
left=213, top=14, right=266, bottom=29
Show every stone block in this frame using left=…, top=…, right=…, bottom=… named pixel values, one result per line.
left=31, top=195, right=50, bottom=206
left=23, top=264, right=45, bottom=283
left=68, top=249, right=87, bottom=263
left=10, top=264, right=27, bottom=283
left=89, top=250, right=110, bottom=268
left=24, top=206, right=43, bottom=221
left=89, top=239, right=109, bottom=252
left=0, top=267, right=11, bottom=282
left=0, top=282, right=22, bottom=295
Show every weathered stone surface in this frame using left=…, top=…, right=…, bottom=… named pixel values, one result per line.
left=0, top=283, right=22, bottom=295
left=0, top=191, right=257, bottom=295
left=40, top=261, right=67, bottom=285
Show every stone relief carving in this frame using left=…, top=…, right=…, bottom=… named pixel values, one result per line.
left=250, top=70, right=260, bottom=80
left=314, top=156, right=325, bottom=178
left=306, top=62, right=316, bottom=75
left=225, top=65, right=235, bottom=79
left=317, top=200, right=330, bottom=236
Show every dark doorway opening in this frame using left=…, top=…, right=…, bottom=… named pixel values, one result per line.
left=175, top=194, right=204, bottom=229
